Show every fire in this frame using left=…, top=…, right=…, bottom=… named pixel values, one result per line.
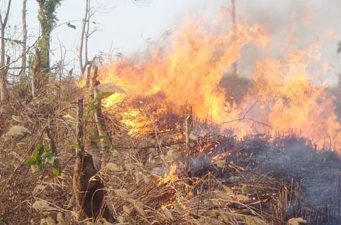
left=98, top=18, right=269, bottom=123
left=158, top=164, right=178, bottom=185
left=120, top=110, right=152, bottom=136
left=233, top=44, right=341, bottom=150
left=95, top=13, right=341, bottom=153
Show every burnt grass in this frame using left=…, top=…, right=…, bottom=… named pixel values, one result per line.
left=188, top=133, right=341, bottom=225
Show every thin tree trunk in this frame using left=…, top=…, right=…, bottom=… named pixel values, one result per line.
left=80, top=0, right=90, bottom=75
left=32, top=48, right=41, bottom=98
left=0, top=0, right=12, bottom=103
left=0, top=27, right=8, bottom=102
left=20, top=0, right=28, bottom=76
left=0, top=55, right=10, bottom=102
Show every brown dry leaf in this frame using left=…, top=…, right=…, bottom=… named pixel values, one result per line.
left=33, top=200, right=54, bottom=212
left=287, top=217, right=307, bottom=225
left=62, top=114, right=75, bottom=120
left=215, top=159, right=226, bottom=169
left=105, top=162, right=123, bottom=172
left=5, top=125, right=30, bottom=137
left=235, top=194, right=250, bottom=202
left=33, top=185, right=46, bottom=196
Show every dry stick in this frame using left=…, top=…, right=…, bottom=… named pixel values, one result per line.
left=73, top=98, right=84, bottom=212
left=0, top=37, right=40, bottom=73
left=92, top=66, right=113, bottom=169
left=184, top=105, right=192, bottom=151
left=114, top=141, right=186, bottom=150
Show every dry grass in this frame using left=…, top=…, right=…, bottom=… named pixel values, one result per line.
left=0, top=83, right=305, bottom=225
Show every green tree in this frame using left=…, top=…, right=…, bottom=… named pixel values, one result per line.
left=34, top=0, right=62, bottom=92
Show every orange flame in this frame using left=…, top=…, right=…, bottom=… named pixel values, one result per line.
left=158, top=164, right=178, bottom=185
left=98, top=18, right=269, bottom=123
left=96, top=15, right=341, bottom=153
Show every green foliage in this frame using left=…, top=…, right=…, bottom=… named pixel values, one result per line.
left=36, top=0, right=63, bottom=32
left=27, top=144, right=57, bottom=174
left=52, top=167, right=61, bottom=176
left=35, top=0, right=63, bottom=72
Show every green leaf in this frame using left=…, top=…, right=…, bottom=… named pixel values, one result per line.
left=27, top=144, right=45, bottom=169
left=52, top=167, right=61, bottom=176
left=26, top=144, right=56, bottom=171
left=43, top=150, right=55, bottom=165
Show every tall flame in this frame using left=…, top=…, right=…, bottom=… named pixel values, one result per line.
left=99, top=18, right=269, bottom=122
left=97, top=15, right=341, bottom=152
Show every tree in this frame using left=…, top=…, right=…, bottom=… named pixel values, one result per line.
left=20, top=0, right=28, bottom=76
left=79, top=0, right=97, bottom=77
left=34, top=0, right=62, bottom=92
left=0, top=0, right=12, bottom=103
left=80, top=0, right=90, bottom=75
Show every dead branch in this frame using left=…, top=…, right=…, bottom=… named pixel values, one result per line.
left=92, top=65, right=113, bottom=169
left=73, top=98, right=84, bottom=214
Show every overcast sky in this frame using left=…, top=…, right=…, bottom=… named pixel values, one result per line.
left=5, top=0, right=341, bottom=83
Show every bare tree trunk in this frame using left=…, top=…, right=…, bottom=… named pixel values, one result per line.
left=80, top=0, right=90, bottom=76
left=0, top=56, right=10, bottom=102
left=20, top=0, right=28, bottom=76
left=231, top=0, right=238, bottom=76
left=32, top=48, right=41, bottom=98
left=0, top=0, right=12, bottom=103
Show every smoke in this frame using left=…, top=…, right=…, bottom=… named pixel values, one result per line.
left=235, top=0, right=341, bottom=85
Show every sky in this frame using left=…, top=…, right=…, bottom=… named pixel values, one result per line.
left=5, top=0, right=341, bottom=84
